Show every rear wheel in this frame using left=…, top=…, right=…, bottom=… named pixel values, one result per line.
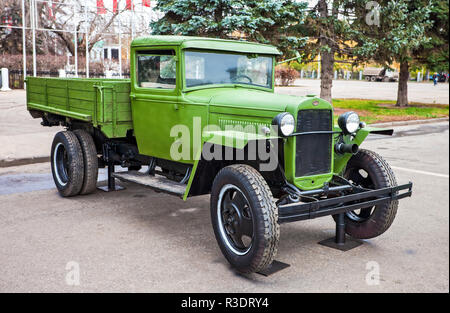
left=51, top=131, right=84, bottom=197
left=339, top=149, right=398, bottom=239
left=210, top=164, right=279, bottom=274
left=74, top=129, right=98, bottom=195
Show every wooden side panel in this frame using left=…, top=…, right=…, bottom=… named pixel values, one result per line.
left=26, top=77, right=133, bottom=138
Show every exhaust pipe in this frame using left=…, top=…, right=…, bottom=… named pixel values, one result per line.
left=335, top=143, right=359, bottom=155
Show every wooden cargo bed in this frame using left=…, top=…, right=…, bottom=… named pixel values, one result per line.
left=26, top=77, right=133, bottom=138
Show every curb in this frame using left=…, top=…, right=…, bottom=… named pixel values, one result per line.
left=371, top=117, right=449, bottom=128
left=0, top=156, right=49, bottom=168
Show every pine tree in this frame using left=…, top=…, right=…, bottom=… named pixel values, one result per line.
left=150, top=0, right=308, bottom=57
left=351, top=0, right=432, bottom=106
left=413, top=0, right=449, bottom=74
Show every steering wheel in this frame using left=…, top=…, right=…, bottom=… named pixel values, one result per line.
left=232, top=74, right=253, bottom=84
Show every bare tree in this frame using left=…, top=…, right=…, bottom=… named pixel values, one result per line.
left=37, top=0, right=127, bottom=55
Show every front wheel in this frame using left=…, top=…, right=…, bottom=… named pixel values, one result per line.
left=210, top=165, right=279, bottom=274
left=338, top=149, right=399, bottom=239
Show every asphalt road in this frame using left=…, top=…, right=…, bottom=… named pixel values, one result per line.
left=0, top=122, right=448, bottom=293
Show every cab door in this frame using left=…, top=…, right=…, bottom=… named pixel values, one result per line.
left=130, top=46, right=206, bottom=163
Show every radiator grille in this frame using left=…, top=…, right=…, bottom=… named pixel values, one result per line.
left=295, top=110, right=333, bottom=177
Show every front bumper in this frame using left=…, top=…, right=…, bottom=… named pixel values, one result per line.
left=278, top=182, right=413, bottom=223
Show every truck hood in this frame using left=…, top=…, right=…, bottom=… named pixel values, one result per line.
left=183, top=87, right=302, bottom=113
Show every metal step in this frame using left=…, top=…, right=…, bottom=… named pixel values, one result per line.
left=112, top=171, right=187, bottom=198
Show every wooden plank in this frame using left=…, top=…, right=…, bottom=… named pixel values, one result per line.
left=68, top=89, right=96, bottom=102
left=69, top=80, right=96, bottom=90
left=68, top=98, right=95, bottom=110
left=27, top=102, right=92, bottom=121
left=115, top=92, right=131, bottom=103
left=47, top=79, right=67, bottom=88
left=48, top=95, right=69, bottom=108
left=47, top=86, right=68, bottom=98
left=103, top=110, right=132, bottom=122
left=28, top=92, right=46, bottom=101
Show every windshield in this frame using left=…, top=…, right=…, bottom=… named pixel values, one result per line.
left=185, top=51, right=273, bottom=89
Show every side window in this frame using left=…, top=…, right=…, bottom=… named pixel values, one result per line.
left=137, top=50, right=176, bottom=89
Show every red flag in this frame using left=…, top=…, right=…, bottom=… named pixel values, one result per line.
left=126, top=0, right=134, bottom=10
left=6, top=16, right=12, bottom=29
left=142, top=0, right=151, bottom=7
left=97, top=0, right=107, bottom=14
left=47, top=1, right=56, bottom=20
left=113, top=0, right=118, bottom=13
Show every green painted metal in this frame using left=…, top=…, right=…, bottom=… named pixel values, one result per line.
left=203, top=130, right=280, bottom=149
left=26, top=77, right=133, bottom=138
left=131, top=35, right=281, bottom=55
left=333, top=126, right=393, bottom=175
left=285, top=97, right=335, bottom=191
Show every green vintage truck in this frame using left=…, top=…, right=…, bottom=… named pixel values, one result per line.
left=26, top=36, right=412, bottom=274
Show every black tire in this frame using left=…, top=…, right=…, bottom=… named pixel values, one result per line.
left=74, top=129, right=98, bottom=195
left=210, top=164, right=279, bottom=274
left=50, top=131, right=85, bottom=197
left=338, top=149, right=398, bottom=239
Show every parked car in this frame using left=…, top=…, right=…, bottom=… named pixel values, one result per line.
left=26, top=36, right=412, bottom=274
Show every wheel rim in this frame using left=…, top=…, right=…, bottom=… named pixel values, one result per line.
left=217, top=184, right=254, bottom=256
left=53, top=142, right=69, bottom=186
left=345, top=167, right=376, bottom=222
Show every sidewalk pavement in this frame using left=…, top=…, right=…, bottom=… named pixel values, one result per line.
left=0, top=90, right=61, bottom=166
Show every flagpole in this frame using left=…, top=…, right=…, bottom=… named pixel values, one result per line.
left=31, top=0, right=37, bottom=76
left=118, top=16, right=122, bottom=78
left=131, top=1, right=135, bottom=40
left=22, top=0, right=27, bottom=80
left=84, top=1, right=89, bottom=78
left=74, top=1, right=78, bottom=78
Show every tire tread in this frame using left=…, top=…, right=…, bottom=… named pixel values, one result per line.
left=74, top=129, right=98, bottom=195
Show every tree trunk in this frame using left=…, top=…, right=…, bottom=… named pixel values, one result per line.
left=396, top=61, right=409, bottom=107
left=317, top=0, right=336, bottom=104
left=320, top=50, right=334, bottom=103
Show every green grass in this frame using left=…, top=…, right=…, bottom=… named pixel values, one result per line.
left=332, top=99, right=449, bottom=124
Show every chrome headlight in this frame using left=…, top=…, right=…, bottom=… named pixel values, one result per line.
left=272, top=113, right=295, bottom=136
left=338, top=112, right=360, bottom=134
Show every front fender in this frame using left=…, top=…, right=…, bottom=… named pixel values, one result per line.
left=333, top=126, right=394, bottom=175
left=182, top=130, right=281, bottom=200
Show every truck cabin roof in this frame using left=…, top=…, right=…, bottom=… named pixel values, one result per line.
left=131, top=35, right=282, bottom=56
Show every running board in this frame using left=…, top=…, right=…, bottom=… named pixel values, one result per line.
left=112, top=171, right=187, bottom=198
